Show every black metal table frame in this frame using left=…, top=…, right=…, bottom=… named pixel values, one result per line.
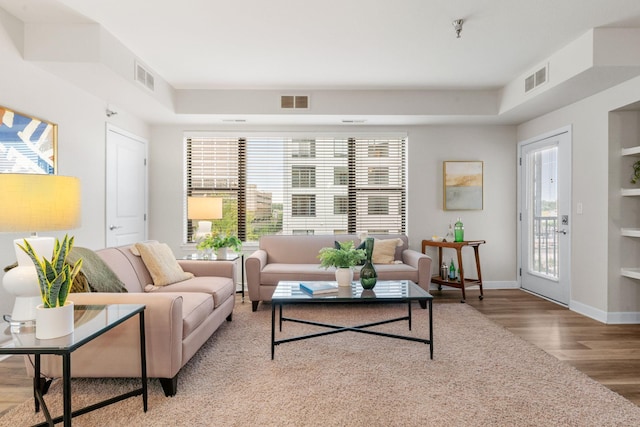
left=271, top=299, right=433, bottom=360
left=2, top=305, right=147, bottom=427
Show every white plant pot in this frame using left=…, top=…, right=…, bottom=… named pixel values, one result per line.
left=335, top=267, right=354, bottom=287
left=216, top=247, right=228, bottom=259
left=35, top=301, right=74, bottom=340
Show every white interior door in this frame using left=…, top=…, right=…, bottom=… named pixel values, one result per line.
left=518, top=127, right=571, bottom=305
left=106, top=125, right=147, bottom=246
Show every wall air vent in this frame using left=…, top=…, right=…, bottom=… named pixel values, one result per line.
left=135, top=61, right=155, bottom=92
left=281, top=95, right=309, bottom=109
left=524, top=63, right=549, bottom=93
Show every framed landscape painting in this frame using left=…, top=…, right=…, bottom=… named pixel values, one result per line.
left=0, top=106, right=57, bottom=174
left=443, top=161, right=483, bottom=210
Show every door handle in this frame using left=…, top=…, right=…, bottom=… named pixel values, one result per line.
left=555, top=229, right=567, bottom=235
left=109, top=225, right=123, bottom=231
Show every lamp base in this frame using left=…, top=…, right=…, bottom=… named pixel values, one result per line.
left=7, top=316, right=36, bottom=334
left=2, top=237, right=53, bottom=331
left=193, top=220, right=213, bottom=241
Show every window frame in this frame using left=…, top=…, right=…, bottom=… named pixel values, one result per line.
left=184, top=132, right=406, bottom=243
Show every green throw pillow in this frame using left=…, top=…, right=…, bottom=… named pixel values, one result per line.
left=67, top=247, right=128, bottom=293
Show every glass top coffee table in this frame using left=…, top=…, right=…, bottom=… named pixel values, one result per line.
left=271, top=280, right=433, bottom=360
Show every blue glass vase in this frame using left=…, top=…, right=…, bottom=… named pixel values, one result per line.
left=360, top=237, right=377, bottom=289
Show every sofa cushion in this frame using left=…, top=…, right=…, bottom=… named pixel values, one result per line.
left=372, top=238, right=402, bottom=264
left=179, top=292, right=215, bottom=338
left=67, top=247, right=128, bottom=293
left=372, top=263, right=419, bottom=283
left=135, top=242, right=194, bottom=286
left=261, top=263, right=336, bottom=285
left=147, top=276, right=235, bottom=308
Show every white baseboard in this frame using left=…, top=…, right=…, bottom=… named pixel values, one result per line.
left=569, top=300, right=608, bottom=323
left=570, top=299, right=640, bottom=324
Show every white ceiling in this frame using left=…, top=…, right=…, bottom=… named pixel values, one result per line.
left=3, top=0, right=640, bottom=125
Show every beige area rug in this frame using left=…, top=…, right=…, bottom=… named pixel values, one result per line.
left=2, top=299, right=640, bottom=427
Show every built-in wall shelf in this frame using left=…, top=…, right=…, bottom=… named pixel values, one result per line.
left=621, top=228, right=640, bottom=237
left=621, top=146, right=640, bottom=156
left=614, top=110, right=640, bottom=283
left=621, top=268, right=640, bottom=280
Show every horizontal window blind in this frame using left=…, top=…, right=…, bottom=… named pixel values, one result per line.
left=185, top=135, right=406, bottom=243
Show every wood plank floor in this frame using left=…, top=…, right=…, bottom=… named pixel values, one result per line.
left=1, top=289, right=639, bottom=417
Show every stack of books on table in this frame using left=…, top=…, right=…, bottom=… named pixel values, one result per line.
left=299, top=281, right=339, bottom=295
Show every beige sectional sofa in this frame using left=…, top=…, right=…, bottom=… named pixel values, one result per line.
left=30, top=242, right=236, bottom=396
left=246, top=234, right=432, bottom=311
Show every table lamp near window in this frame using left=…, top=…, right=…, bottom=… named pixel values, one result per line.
left=187, top=196, right=223, bottom=240
left=0, top=174, right=81, bottom=330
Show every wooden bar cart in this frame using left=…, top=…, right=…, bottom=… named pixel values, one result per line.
left=421, top=239, right=486, bottom=302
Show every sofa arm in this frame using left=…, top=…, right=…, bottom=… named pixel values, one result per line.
left=178, top=259, right=235, bottom=279
left=245, top=249, right=267, bottom=302
left=33, top=292, right=185, bottom=379
left=402, top=249, right=433, bottom=291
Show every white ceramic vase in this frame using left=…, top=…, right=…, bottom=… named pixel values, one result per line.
left=335, top=267, right=353, bottom=287
left=35, top=301, right=74, bottom=340
left=216, top=247, right=228, bottom=259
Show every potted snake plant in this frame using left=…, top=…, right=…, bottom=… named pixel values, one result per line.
left=19, top=235, right=82, bottom=339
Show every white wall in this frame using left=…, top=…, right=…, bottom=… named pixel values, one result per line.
left=0, top=10, right=149, bottom=318
left=148, top=124, right=518, bottom=288
left=407, top=125, right=517, bottom=285
left=518, top=75, right=640, bottom=320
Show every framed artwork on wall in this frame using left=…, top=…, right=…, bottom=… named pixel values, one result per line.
left=0, top=105, right=57, bottom=174
left=443, top=160, right=483, bottom=210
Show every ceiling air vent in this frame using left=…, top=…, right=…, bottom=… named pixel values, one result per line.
left=281, top=95, right=309, bottom=109
left=135, top=61, right=155, bottom=92
left=524, top=64, right=548, bottom=93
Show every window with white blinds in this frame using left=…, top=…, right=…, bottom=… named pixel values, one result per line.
left=185, top=135, right=406, bottom=242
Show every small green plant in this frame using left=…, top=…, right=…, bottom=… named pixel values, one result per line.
left=196, top=234, right=242, bottom=252
left=631, top=160, right=640, bottom=184
left=318, top=241, right=365, bottom=269
left=19, top=235, right=83, bottom=309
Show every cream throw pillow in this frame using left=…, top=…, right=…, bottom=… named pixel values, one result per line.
left=372, top=238, right=401, bottom=264
left=135, top=242, right=193, bottom=286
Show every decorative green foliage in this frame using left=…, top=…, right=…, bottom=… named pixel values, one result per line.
left=318, top=241, right=366, bottom=269
left=631, top=160, right=640, bottom=184
left=19, top=235, right=83, bottom=308
left=196, top=234, right=242, bottom=252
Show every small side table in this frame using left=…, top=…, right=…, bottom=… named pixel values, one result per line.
left=0, top=304, right=147, bottom=427
left=422, top=240, right=486, bottom=302
left=183, top=253, right=246, bottom=302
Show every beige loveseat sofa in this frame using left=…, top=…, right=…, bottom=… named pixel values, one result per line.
left=246, top=234, right=432, bottom=311
left=30, top=242, right=235, bottom=396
